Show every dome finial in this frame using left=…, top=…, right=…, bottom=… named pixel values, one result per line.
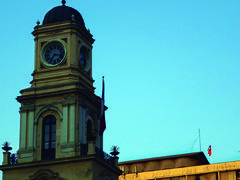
left=62, top=0, right=66, bottom=5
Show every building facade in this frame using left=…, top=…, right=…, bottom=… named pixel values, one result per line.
left=1, top=1, right=240, bottom=180
left=0, top=1, right=121, bottom=180
left=119, top=152, right=240, bottom=180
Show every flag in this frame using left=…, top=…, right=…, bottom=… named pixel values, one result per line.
left=208, top=145, right=212, bottom=156
left=99, top=76, right=106, bottom=136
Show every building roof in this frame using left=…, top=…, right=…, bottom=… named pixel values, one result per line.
left=119, top=152, right=209, bottom=166
left=42, top=1, right=86, bottom=28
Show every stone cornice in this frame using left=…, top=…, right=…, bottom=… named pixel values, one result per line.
left=32, top=21, right=94, bottom=45
left=0, top=155, right=121, bottom=175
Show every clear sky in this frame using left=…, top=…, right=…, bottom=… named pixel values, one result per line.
left=0, top=0, right=240, bottom=176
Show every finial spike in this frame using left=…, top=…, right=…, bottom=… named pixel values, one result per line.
left=62, top=0, right=66, bottom=5
left=36, top=20, right=40, bottom=26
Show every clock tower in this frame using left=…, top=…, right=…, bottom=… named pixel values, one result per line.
left=0, top=1, right=121, bottom=179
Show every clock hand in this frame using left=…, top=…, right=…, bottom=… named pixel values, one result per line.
left=48, top=52, right=61, bottom=64
left=50, top=53, right=60, bottom=60
left=50, top=53, right=56, bottom=62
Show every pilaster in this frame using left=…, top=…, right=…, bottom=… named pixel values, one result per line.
left=61, top=105, right=68, bottom=144
left=69, top=104, right=76, bottom=143
left=27, top=111, right=34, bottom=148
left=79, top=106, right=87, bottom=145
left=20, top=111, right=27, bottom=149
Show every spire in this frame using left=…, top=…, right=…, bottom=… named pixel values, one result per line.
left=62, top=0, right=66, bottom=5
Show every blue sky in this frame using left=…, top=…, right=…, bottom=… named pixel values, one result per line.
left=0, top=0, right=240, bottom=176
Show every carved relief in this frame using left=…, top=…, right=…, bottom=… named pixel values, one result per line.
left=23, top=101, right=34, bottom=105
left=64, top=95, right=75, bottom=101
left=97, top=170, right=113, bottom=180
left=63, top=95, right=75, bottom=105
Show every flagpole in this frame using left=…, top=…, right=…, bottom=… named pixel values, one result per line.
left=211, top=144, right=213, bottom=164
left=199, top=128, right=201, bottom=152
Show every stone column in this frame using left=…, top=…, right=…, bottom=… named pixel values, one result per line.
left=87, top=141, right=96, bottom=155
left=2, top=152, right=10, bottom=165
left=113, top=156, right=119, bottom=167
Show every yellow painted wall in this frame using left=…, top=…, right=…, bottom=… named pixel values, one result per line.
left=119, top=161, right=240, bottom=180
left=2, top=157, right=120, bottom=180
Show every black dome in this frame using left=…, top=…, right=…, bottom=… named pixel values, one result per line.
left=42, top=4, right=86, bottom=28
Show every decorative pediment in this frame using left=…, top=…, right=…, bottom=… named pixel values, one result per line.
left=29, top=169, right=63, bottom=180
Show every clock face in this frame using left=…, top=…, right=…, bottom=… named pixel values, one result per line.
left=41, top=41, right=66, bottom=66
left=80, top=52, right=86, bottom=69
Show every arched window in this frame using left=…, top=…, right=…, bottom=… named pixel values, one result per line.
left=42, top=115, right=56, bottom=160
left=79, top=46, right=89, bottom=71
left=87, top=120, right=95, bottom=141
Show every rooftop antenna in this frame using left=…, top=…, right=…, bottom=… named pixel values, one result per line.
left=62, top=0, right=66, bottom=5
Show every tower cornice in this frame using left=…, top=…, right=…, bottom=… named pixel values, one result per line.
left=32, top=21, right=95, bottom=45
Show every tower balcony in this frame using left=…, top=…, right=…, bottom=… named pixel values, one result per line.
left=2, top=143, right=116, bottom=167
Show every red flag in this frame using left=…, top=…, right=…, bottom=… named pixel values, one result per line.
left=99, top=76, right=106, bottom=136
left=207, top=145, right=212, bottom=156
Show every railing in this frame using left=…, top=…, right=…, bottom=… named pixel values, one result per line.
left=9, top=153, right=18, bottom=164
left=3, top=144, right=113, bottom=166
left=95, top=147, right=114, bottom=165
left=80, top=143, right=114, bottom=165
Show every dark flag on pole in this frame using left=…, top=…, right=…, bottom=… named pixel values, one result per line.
left=99, top=76, right=106, bottom=136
